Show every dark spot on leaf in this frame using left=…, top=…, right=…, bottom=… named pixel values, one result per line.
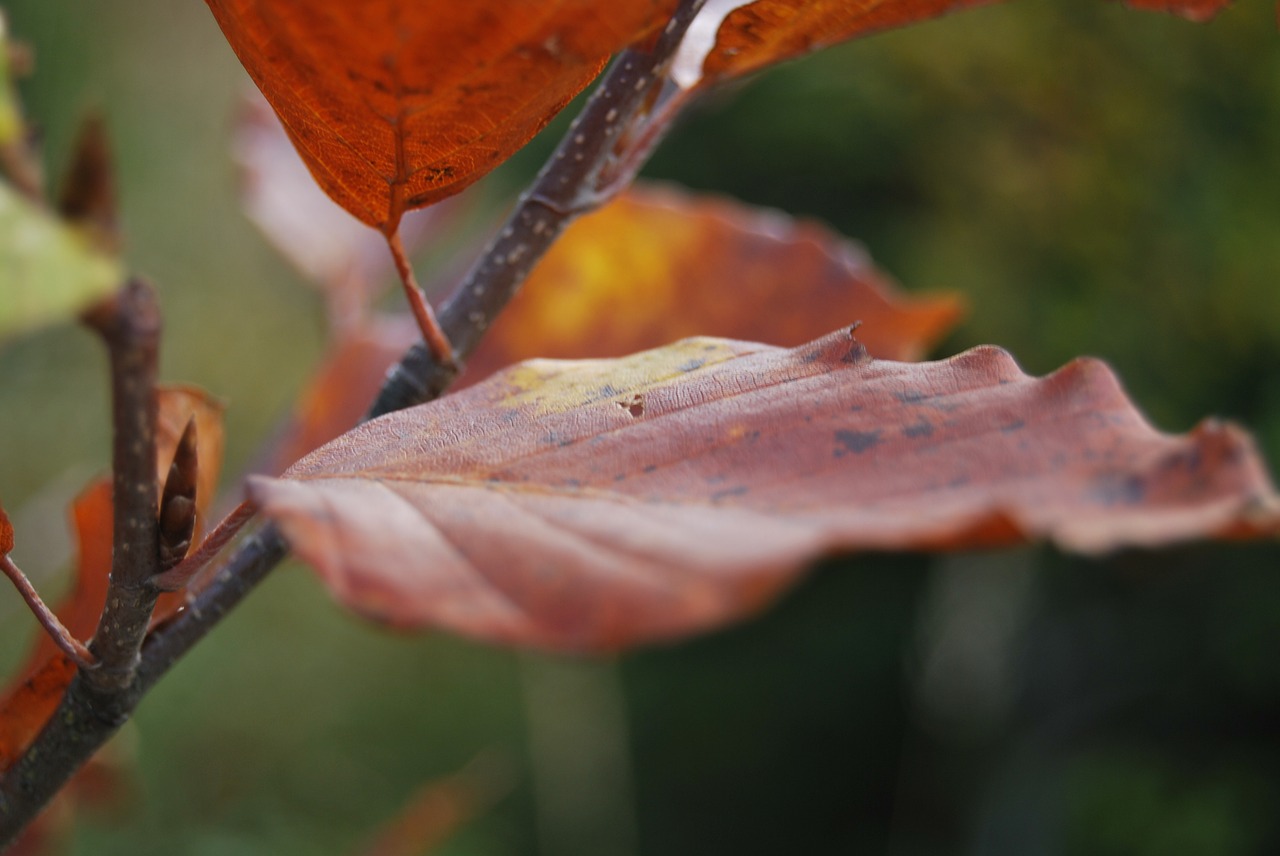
left=1001, top=419, right=1026, bottom=434
left=903, top=419, right=934, bottom=439
left=1092, top=474, right=1146, bottom=506
left=834, top=429, right=881, bottom=457
left=711, top=485, right=749, bottom=502
left=642, top=464, right=658, bottom=474
left=678, top=358, right=707, bottom=373
left=896, top=389, right=928, bottom=405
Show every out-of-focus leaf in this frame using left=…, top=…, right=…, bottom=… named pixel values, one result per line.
left=354, top=755, right=511, bottom=856
left=0, top=181, right=120, bottom=344
left=0, top=501, right=12, bottom=555
left=250, top=329, right=1280, bottom=652
left=234, top=93, right=465, bottom=328
left=255, top=315, right=419, bottom=476
left=465, top=185, right=961, bottom=387
left=0, top=479, right=111, bottom=770
left=1121, top=0, right=1234, bottom=21
left=205, top=0, right=678, bottom=232
left=0, top=12, right=40, bottom=202
left=57, top=113, right=120, bottom=254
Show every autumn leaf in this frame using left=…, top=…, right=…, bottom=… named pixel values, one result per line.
left=464, top=184, right=961, bottom=386
left=206, top=0, right=678, bottom=232
left=249, top=329, right=1279, bottom=653
left=0, top=181, right=121, bottom=344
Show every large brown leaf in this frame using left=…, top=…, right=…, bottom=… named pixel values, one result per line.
left=205, top=0, right=677, bottom=231
left=249, top=329, right=1279, bottom=652
left=464, top=185, right=962, bottom=386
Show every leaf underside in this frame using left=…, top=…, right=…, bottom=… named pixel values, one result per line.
left=251, top=329, right=1280, bottom=653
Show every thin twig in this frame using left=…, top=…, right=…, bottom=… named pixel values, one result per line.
left=0, top=555, right=97, bottom=670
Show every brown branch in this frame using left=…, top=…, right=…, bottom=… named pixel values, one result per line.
left=79, top=278, right=162, bottom=689
left=0, top=278, right=161, bottom=848
left=0, top=555, right=97, bottom=670
left=0, top=2, right=710, bottom=847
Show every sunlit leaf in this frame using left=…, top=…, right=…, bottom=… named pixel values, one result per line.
left=465, top=184, right=961, bottom=386
left=206, top=0, right=678, bottom=231
left=0, top=181, right=121, bottom=344
left=250, top=329, right=1279, bottom=652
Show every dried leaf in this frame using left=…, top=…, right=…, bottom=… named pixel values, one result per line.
left=0, top=479, right=111, bottom=770
left=250, top=329, right=1280, bottom=652
left=465, top=185, right=961, bottom=387
left=206, top=0, right=678, bottom=231
left=234, top=93, right=465, bottom=328
left=0, top=181, right=121, bottom=344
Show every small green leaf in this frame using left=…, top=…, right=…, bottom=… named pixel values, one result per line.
left=0, top=181, right=121, bottom=343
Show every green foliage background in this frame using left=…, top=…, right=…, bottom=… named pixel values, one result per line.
left=1, top=1, right=1278, bottom=854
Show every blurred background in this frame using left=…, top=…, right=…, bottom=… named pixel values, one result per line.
left=1, top=1, right=1279, bottom=853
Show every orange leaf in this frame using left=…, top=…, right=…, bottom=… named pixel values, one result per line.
left=206, top=0, right=679, bottom=231
left=249, top=329, right=1280, bottom=653
left=464, top=184, right=961, bottom=388
left=0, top=480, right=111, bottom=770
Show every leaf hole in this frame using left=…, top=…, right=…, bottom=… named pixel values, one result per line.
left=617, top=394, right=645, bottom=418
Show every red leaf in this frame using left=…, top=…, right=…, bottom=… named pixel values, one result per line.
left=465, top=185, right=962, bottom=388
left=0, top=502, right=12, bottom=556
left=206, top=0, right=678, bottom=231
left=249, top=329, right=1280, bottom=652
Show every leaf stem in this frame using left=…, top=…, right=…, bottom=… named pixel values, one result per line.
left=150, top=499, right=255, bottom=593
left=0, top=555, right=97, bottom=670
left=387, top=229, right=456, bottom=367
